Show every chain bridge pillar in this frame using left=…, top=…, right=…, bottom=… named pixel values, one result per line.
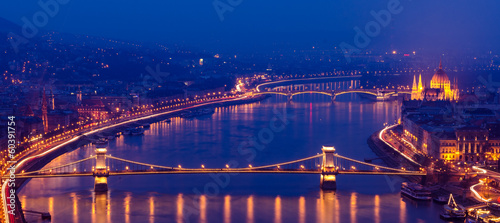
left=321, top=145, right=337, bottom=190
left=376, top=90, right=385, bottom=101
left=287, top=92, right=293, bottom=102
left=93, top=141, right=109, bottom=192
left=331, top=91, right=336, bottom=102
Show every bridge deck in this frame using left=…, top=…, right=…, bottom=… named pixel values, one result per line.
left=9, top=169, right=425, bottom=178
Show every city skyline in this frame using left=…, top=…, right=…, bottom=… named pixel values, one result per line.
left=1, top=1, right=500, bottom=223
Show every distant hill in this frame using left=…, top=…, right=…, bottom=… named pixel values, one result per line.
left=0, top=17, right=22, bottom=35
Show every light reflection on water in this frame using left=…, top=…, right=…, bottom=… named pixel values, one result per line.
left=247, top=195, right=254, bottom=223
left=20, top=85, right=441, bottom=223
left=274, top=196, right=281, bottom=223
left=177, top=194, right=183, bottom=223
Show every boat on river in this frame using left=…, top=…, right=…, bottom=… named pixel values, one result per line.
left=123, top=127, right=144, bottom=135
left=401, top=182, right=432, bottom=200
left=131, top=127, right=145, bottom=135
left=181, top=108, right=215, bottom=119
left=440, top=194, right=466, bottom=220
left=123, top=128, right=133, bottom=135
left=466, top=208, right=491, bottom=223
left=433, top=195, right=447, bottom=203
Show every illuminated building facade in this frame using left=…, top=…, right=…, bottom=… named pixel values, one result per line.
left=404, top=118, right=500, bottom=162
left=76, top=99, right=110, bottom=121
left=402, top=105, right=500, bottom=163
left=411, top=60, right=459, bottom=101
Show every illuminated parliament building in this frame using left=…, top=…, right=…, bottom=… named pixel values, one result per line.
left=411, top=60, right=459, bottom=101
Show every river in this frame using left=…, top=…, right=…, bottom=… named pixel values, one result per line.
left=20, top=81, right=445, bottom=223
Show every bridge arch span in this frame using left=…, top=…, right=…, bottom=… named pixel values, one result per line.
left=334, top=91, right=378, bottom=97
left=385, top=91, right=411, bottom=96
left=290, top=91, right=333, bottom=97
left=253, top=92, right=289, bottom=97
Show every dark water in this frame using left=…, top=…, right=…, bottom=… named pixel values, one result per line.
left=20, top=91, right=444, bottom=223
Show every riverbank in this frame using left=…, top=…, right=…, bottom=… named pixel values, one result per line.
left=368, top=128, right=484, bottom=217
left=18, top=95, right=270, bottom=184
left=8, top=95, right=269, bottom=223
left=367, top=131, right=422, bottom=183
left=368, top=130, right=420, bottom=169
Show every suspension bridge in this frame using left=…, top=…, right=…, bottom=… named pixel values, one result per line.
left=8, top=145, right=426, bottom=191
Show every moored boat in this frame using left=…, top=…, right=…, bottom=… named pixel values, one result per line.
left=94, top=139, right=108, bottom=148
left=401, top=182, right=432, bottom=200
left=433, top=195, right=447, bottom=203
left=123, top=128, right=133, bottom=135
left=131, top=127, right=145, bottom=135
left=440, top=194, right=466, bottom=220
left=467, top=208, right=490, bottom=223
left=181, top=108, right=215, bottom=119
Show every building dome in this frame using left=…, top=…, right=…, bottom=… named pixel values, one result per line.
left=430, top=60, right=450, bottom=89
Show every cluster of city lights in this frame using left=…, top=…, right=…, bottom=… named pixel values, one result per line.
left=1, top=93, right=238, bottom=174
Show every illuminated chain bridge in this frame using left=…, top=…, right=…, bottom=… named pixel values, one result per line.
left=8, top=146, right=425, bottom=191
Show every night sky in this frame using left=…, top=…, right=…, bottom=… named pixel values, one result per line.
left=1, top=0, right=500, bottom=53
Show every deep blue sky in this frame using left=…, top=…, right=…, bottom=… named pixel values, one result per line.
left=1, top=0, right=500, bottom=53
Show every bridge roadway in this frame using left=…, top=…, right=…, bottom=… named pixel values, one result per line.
left=253, top=89, right=410, bottom=101
left=254, top=76, right=411, bottom=101
left=10, top=147, right=426, bottom=184
left=2, top=145, right=428, bottom=211
left=10, top=169, right=425, bottom=179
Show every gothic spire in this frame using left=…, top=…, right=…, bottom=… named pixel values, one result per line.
left=418, top=74, right=423, bottom=90
left=412, top=75, right=417, bottom=90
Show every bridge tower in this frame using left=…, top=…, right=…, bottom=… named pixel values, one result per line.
left=376, top=89, right=386, bottom=101
left=93, top=141, right=109, bottom=192
left=287, top=92, right=293, bottom=102
left=320, top=145, right=338, bottom=190
left=331, top=90, right=336, bottom=102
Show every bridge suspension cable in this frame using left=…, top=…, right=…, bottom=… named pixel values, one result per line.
left=106, top=156, right=174, bottom=170
left=15, top=156, right=96, bottom=176
left=333, top=154, right=422, bottom=174
left=243, top=154, right=323, bottom=170
left=10, top=150, right=424, bottom=178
